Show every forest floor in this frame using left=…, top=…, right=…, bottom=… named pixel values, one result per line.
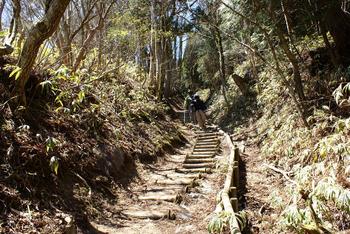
left=232, top=127, right=288, bottom=234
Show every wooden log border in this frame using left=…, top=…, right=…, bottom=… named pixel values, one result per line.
left=219, top=131, right=241, bottom=233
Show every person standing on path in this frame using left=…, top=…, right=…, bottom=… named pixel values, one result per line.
left=184, top=90, right=196, bottom=124
left=193, top=94, right=207, bottom=129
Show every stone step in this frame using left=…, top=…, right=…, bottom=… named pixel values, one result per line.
left=183, top=163, right=215, bottom=169
left=197, top=138, right=219, bottom=143
left=138, top=192, right=182, bottom=203
left=193, top=148, right=217, bottom=153
left=194, top=146, right=217, bottom=150
left=196, top=143, right=219, bottom=148
left=164, top=173, right=203, bottom=179
left=154, top=178, right=198, bottom=187
left=175, top=168, right=212, bottom=174
left=187, top=155, right=216, bottom=159
left=194, top=143, right=218, bottom=148
left=192, top=150, right=216, bottom=155
left=150, top=174, right=202, bottom=181
left=185, top=158, right=215, bottom=163
left=122, top=209, right=176, bottom=220
left=198, top=136, right=218, bottom=141
left=191, top=152, right=215, bottom=157
left=138, top=185, right=186, bottom=193
left=197, top=132, right=218, bottom=137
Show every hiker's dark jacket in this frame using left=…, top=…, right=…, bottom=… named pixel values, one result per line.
left=193, top=99, right=206, bottom=111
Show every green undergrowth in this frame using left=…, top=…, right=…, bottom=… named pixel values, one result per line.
left=208, top=211, right=247, bottom=234
left=0, top=60, right=182, bottom=232
left=254, top=70, right=350, bottom=233
left=210, top=38, right=350, bottom=232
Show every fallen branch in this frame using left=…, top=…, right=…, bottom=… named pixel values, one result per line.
left=86, top=65, right=123, bottom=84
left=263, top=163, right=297, bottom=185
left=264, top=164, right=334, bottom=232
left=0, top=96, right=18, bottom=111
left=73, top=172, right=92, bottom=197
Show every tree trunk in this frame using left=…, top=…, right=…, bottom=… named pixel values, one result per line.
left=319, top=21, right=340, bottom=67
left=246, top=36, right=258, bottom=80
left=276, top=28, right=305, bottom=101
left=156, top=1, right=166, bottom=100
left=163, top=38, right=173, bottom=98
left=232, top=74, right=248, bottom=95
left=155, top=1, right=163, bottom=99
left=12, top=0, right=70, bottom=105
left=148, top=0, right=156, bottom=90
left=156, top=38, right=164, bottom=99
left=322, top=0, right=350, bottom=64
left=5, top=0, right=21, bottom=45
left=178, top=35, right=183, bottom=85
left=59, top=18, right=73, bottom=67
left=1, top=0, right=20, bottom=56
left=72, top=2, right=114, bottom=72
left=214, top=27, right=229, bottom=106
left=308, top=0, right=340, bottom=66
left=268, top=4, right=306, bottom=101
left=221, top=1, right=310, bottom=128
left=163, top=2, right=177, bottom=99
left=280, top=0, right=292, bottom=36
left=0, top=0, right=5, bottom=31
left=98, top=28, right=104, bottom=70
left=72, top=27, right=98, bottom=72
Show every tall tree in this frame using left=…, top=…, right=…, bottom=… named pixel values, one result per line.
left=0, top=0, right=5, bottom=32
left=188, top=0, right=249, bottom=102
left=220, top=0, right=310, bottom=127
left=0, top=0, right=20, bottom=56
left=267, top=1, right=305, bottom=101
left=12, top=0, right=70, bottom=105
left=5, top=0, right=21, bottom=45
left=321, top=0, right=350, bottom=64
left=72, top=1, right=114, bottom=72
left=56, top=0, right=98, bottom=68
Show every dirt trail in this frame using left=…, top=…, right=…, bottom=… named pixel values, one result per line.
left=90, top=125, right=226, bottom=234
left=233, top=137, right=284, bottom=233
